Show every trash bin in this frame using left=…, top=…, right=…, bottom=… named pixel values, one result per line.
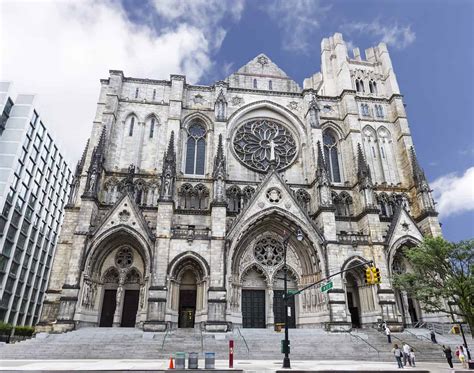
left=205, top=352, right=215, bottom=369
left=188, top=351, right=199, bottom=369
left=175, top=352, right=185, bottom=369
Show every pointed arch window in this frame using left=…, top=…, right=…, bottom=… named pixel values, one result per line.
left=185, top=122, right=206, bottom=175
left=369, top=80, right=377, bottom=94
left=149, top=118, right=155, bottom=138
left=226, top=185, right=241, bottom=213
left=355, top=78, right=365, bottom=93
left=323, top=131, right=341, bottom=182
left=253, top=79, right=257, bottom=89
left=268, top=80, right=273, bottom=90
left=129, top=117, right=135, bottom=136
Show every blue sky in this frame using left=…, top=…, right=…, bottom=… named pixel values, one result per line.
left=1, top=0, right=473, bottom=241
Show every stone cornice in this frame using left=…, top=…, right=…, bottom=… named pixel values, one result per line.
left=227, top=86, right=302, bottom=98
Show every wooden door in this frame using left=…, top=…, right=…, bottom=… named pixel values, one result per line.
left=273, top=290, right=296, bottom=328
left=99, top=289, right=116, bottom=327
left=120, top=290, right=139, bottom=327
left=242, top=289, right=265, bottom=328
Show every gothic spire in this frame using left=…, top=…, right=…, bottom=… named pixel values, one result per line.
left=357, top=143, right=373, bottom=189
left=75, top=139, right=89, bottom=177
left=159, top=131, right=176, bottom=201
left=83, top=127, right=106, bottom=199
left=410, top=146, right=427, bottom=188
left=316, top=141, right=330, bottom=185
left=213, top=134, right=226, bottom=178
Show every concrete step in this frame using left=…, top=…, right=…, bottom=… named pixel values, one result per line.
left=0, top=327, right=451, bottom=362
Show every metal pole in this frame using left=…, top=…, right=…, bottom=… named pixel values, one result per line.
left=283, top=238, right=290, bottom=369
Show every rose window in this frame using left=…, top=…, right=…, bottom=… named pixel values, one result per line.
left=115, top=246, right=134, bottom=268
left=233, top=119, right=297, bottom=172
left=254, top=237, right=284, bottom=267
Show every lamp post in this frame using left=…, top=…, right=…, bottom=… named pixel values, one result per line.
left=282, top=227, right=304, bottom=369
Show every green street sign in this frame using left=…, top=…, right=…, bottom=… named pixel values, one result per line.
left=320, top=281, right=333, bottom=293
left=287, top=290, right=299, bottom=295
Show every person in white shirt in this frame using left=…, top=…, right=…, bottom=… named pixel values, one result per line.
left=402, top=343, right=412, bottom=367
left=385, top=325, right=391, bottom=344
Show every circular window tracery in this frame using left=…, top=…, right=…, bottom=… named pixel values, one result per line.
left=115, top=246, right=134, bottom=268
left=266, top=188, right=282, bottom=203
left=233, top=119, right=297, bottom=173
left=254, top=237, right=284, bottom=267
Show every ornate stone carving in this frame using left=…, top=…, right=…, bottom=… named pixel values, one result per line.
left=266, top=188, right=282, bottom=204
left=254, top=236, right=284, bottom=267
left=287, top=101, right=299, bottom=110
left=193, top=94, right=205, bottom=105
left=118, top=209, right=130, bottom=222
left=231, top=96, right=244, bottom=106
left=257, top=55, right=269, bottom=66
left=115, top=247, right=134, bottom=269
left=233, top=119, right=297, bottom=173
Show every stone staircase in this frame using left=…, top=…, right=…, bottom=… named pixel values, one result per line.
left=0, top=326, right=449, bottom=362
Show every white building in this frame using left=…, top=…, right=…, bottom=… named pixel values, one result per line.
left=0, top=82, right=72, bottom=326
left=38, top=34, right=442, bottom=333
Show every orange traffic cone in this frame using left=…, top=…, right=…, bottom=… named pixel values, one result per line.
left=168, top=356, right=174, bottom=369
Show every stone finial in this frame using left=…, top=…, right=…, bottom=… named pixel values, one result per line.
left=316, top=141, right=330, bottom=184
left=357, top=143, right=373, bottom=189
left=213, top=134, right=226, bottom=178
left=307, top=97, right=320, bottom=129
left=159, top=131, right=176, bottom=201
left=83, top=127, right=107, bottom=199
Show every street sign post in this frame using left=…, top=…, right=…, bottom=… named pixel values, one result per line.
left=320, top=281, right=333, bottom=292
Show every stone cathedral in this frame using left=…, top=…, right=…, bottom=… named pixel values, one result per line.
left=38, top=33, right=443, bottom=334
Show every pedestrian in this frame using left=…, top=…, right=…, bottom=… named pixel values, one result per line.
left=409, top=348, right=416, bottom=367
left=402, top=342, right=412, bottom=367
left=392, top=344, right=404, bottom=369
left=442, top=345, right=453, bottom=368
left=430, top=330, right=437, bottom=344
left=457, top=345, right=467, bottom=369
left=385, top=325, right=392, bottom=344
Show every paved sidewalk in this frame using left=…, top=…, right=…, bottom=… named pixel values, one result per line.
left=0, top=359, right=468, bottom=372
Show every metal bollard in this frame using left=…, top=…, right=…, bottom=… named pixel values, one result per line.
left=229, top=339, right=234, bottom=368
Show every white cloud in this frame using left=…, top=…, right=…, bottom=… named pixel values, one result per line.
left=265, top=0, right=331, bottom=53
left=344, top=20, right=416, bottom=50
left=431, top=167, right=474, bottom=218
left=0, top=0, right=243, bottom=165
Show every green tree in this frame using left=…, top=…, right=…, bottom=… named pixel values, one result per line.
left=393, top=237, right=474, bottom=337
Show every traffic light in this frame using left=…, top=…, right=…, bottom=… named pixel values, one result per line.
left=374, top=267, right=381, bottom=284
left=365, top=267, right=373, bottom=285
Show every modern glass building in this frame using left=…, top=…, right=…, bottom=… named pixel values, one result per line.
left=0, top=82, right=72, bottom=326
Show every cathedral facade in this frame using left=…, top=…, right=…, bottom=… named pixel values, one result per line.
left=38, top=33, right=443, bottom=333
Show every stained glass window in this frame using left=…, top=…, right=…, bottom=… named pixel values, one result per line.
left=185, top=122, right=206, bottom=175
left=323, top=131, right=341, bottom=182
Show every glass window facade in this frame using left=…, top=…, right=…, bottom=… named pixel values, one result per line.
left=0, top=96, right=72, bottom=327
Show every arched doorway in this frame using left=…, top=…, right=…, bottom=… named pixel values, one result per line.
left=343, top=259, right=378, bottom=328
left=346, top=272, right=361, bottom=328
left=168, top=255, right=208, bottom=328
left=392, top=248, right=421, bottom=327
left=96, top=245, right=145, bottom=327
left=241, top=266, right=267, bottom=328
left=178, top=270, right=197, bottom=328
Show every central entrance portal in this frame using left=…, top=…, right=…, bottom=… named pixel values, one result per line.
left=99, top=289, right=117, bottom=327
left=178, top=270, right=197, bottom=328
left=242, top=289, right=265, bottom=328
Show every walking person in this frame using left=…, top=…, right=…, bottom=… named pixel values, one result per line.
left=392, top=344, right=404, bottom=369
left=409, top=348, right=416, bottom=367
left=442, top=345, right=453, bottom=368
left=402, top=342, right=412, bottom=367
left=430, top=330, right=437, bottom=344
left=385, top=325, right=392, bottom=344
left=457, top=345, right=467, bottom=369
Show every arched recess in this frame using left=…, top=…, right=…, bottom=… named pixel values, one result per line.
left=362, top=125, right=384, bottom=183
left=377, top=126, right=399, bottom=184
left=79, top=226, right=152, bottom=328
left=119, top=112, right=141, bottom=168
left=167, top=251, right=210, bottom=328
left=228, top=209, right=324, bottom=328
left=341, top=256, right=378, bottom=328
left=387, top=236, right=422, bottom=327
left=140, top=114, right=160, bottom=171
